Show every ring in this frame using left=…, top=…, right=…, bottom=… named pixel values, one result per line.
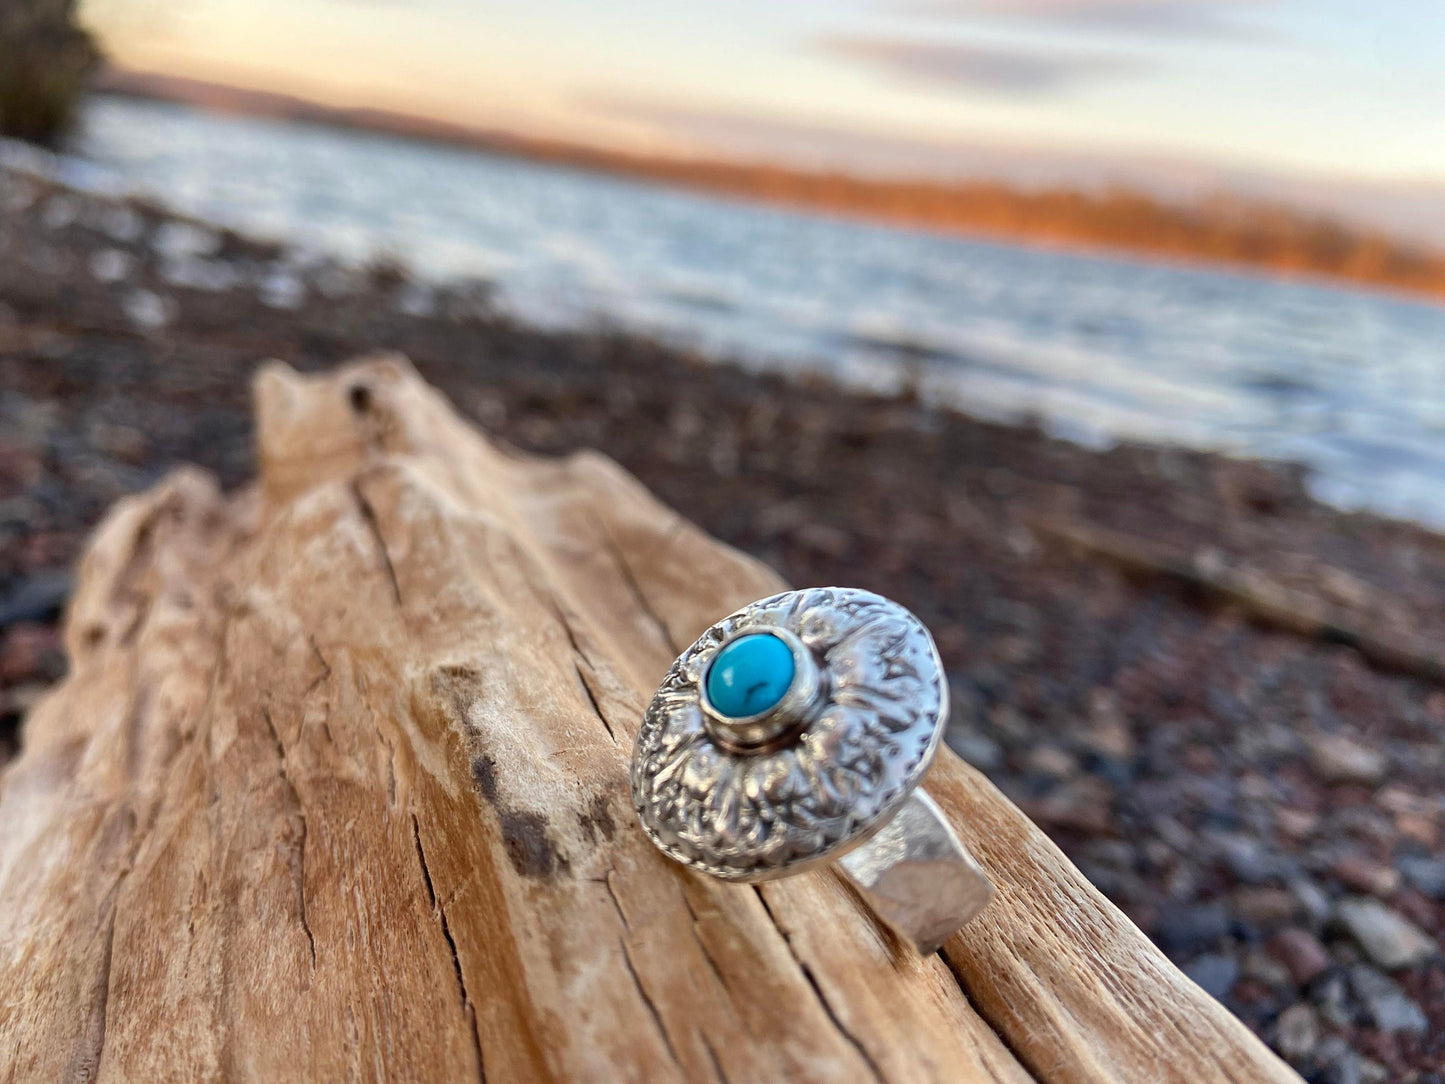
left=631, top=587, right=993, bottom=953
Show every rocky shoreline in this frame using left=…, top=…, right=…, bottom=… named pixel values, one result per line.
left=2, top=156, right=1443, bottom=1080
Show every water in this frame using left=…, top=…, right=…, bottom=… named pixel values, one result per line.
left=65, top=96, right=1445, bottom=527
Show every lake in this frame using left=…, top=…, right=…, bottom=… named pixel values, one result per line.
left=61, top=95, right=1445, bottom=528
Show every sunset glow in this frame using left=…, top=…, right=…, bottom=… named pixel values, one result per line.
left=84, top=0, right=1445, bottom=186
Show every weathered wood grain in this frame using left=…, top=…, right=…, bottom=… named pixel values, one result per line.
left=0, top=356, right=1299, bottom=1082
left=1027, top=513, right=1445, bottom=688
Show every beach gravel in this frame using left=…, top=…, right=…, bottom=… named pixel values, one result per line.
left=2, top=159, right=1443, bottom=1078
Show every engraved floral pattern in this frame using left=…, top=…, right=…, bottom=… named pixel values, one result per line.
left=631, top=588, right=946, bottom=881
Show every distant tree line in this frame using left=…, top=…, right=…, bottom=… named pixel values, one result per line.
left=593, top=157, right=1445, bottom=302
left=0, top=0, right=98, bottom=145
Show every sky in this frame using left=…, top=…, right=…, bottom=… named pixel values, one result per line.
left=84, top=0, right=1445, bottom=195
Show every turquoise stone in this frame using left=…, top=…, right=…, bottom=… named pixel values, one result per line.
left=706, top=633, right=796, bottom=719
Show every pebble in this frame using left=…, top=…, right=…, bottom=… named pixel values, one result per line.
left=314, top=262, right=364, bottom=299
left=1312, top=971, right=1354, bottom=1028
left=89, top=248, right=135, bottom=284
left=1289, top=878, right=1333, bottom=929
left=1025, top=744, right=1078, bottom=780
left=791, top=522, right=851, bottom=558
left=0, top=571, right=72, bottom=626
left=1078, top=839, right=1136, bottom=871
left=1314, top=1036, right=1363, bottom=1084
left=1330, top=806, right=1395, bottom=844
left=985, top=703, right=1030, bottom=745
left=1024, top=776, right=1114, bottom=835
left=1330, top=854, right=1401, bottom=898
left=1240, top=950, right=1293, bottom=989
left=445, top=277, right=495, bottom=320
left=0, top=440, right=41, bottom=490
left=161, top=256, right=242, bottom=292
left=1346, top=964, right=1428, bottom=1034
left=101, top=205, right=144, bottom=243
left=1376, top=784, right=1433, bottom=817
left=0, top=682, right=48, bottom=718
left=1184, top=953, right=1239, bottom=999
left=1392, top=888, right=1437, bottom=929
left=1236, top=772, right=1274, bottom=802
left=1268, top=928, right=1332, bottom=985
left=396, top=282, right=437, bottom=318
left=1080, top=688, right=1134, bottom=759
left=1309, top=734, right=1386, bottom=785
left=259, top=268, right=305, bottom=310
left=944, top=728, right=1004, bottom=772
left=1277, top=807, right=1319, bottom=839
left=1394, top=811, right=1438, bottom=847
left=41, top=195, right=77, bottom=230
left=2, top=178, right=36, bottom=212
left=1156, top=901, right=1230, bottom=953
left=90, top=424, right=149, bottom=466
left=1397, top=854, right=1445, bottom=899
left=1215, top=833, right=1291, bottom=884
left=1273, top=1003, right=1320, bottom=1061
left=122, top=289, right=175, bottom=332
left=151, top=220, right=221, bottom=260
left=1153, top=816, right=1193, bottom=853
left=1233, top=885, right=1298, bottom=929
left=1329, top=939, right=1364, bottom=967
left=1334, top=896, right=1437, bottom=969
left=0, top=623, right=63, bottom=683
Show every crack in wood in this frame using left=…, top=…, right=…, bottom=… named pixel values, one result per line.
left=587, top=508, right=679, bottom=655
left=361, top=695, right=398, bottom=807
left=546, top=594, right=594, bottom=669
left=68, top=802, right=147, bottom=1084
left=602, top=869, right=630, bottom=933
left=412, top=815, right=436, bottom=909
left=261, top=707, right=315, bottom=966
left=303, top=635, right=332, bottom=696
left=616, top=935, right=684, bottom=1072
left=351, top=478, right=403, bottom=606
left=572, top=662, right=617, bottom=744
left=74, top=898, right=119, bottom=1084
left=679, top=892, right=730, bottom=994
left=411, top=817, right=487, bottom=1083
left=545, top=593, right=622, bottom=745
left=936, top=949, right=1045, bottom=1084
left=753, top=887, right=884, bottom=1083
left=699, top=1029, right=729, bottom=1084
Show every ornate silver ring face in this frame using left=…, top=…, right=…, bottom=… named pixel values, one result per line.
left=631, top=587, right=992, bottom=952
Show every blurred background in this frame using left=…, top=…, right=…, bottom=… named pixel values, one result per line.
left=2, top=1, right=1444, bottom=1078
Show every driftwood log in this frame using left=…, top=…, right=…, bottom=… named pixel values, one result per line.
left=0, top=357, right=1300, bottom=1082
left=1027, top=513, right=1445, bottom=688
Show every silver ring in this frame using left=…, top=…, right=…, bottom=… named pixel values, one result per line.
left=631, top=587, right=993, bottom=953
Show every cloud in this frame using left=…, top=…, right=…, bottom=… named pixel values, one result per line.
left=816, top=36, right=1145, bottom=97
left=903, top=0, right=1280, bottom=41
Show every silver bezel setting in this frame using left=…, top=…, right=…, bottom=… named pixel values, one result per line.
left=631, top=587, right=948, bottom=882
left=698, top=626, right=824, bottom=752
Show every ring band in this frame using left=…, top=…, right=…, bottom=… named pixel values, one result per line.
left=631, top=587, right=993, bottom=952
